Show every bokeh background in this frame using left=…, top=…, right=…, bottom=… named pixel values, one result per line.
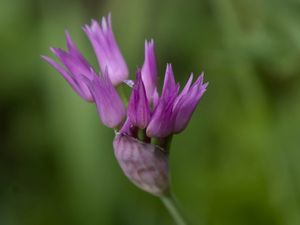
left=1, top=0, right=300, bottom=224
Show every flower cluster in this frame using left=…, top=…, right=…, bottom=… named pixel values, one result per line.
left=43, top=14, right=208, bottom=196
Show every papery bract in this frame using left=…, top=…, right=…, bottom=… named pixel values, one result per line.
left=113, top=133, right=169, bottom=196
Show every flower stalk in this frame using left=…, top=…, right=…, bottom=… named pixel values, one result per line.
left=161, top=193, right=188, bottom=225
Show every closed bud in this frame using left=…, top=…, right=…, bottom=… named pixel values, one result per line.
left=113, top=133, right=169, bottom=196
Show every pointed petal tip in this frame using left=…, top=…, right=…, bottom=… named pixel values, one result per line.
left=41, top=54, right=55, bottom=63
left=145, top=39, right=154, bottom=47
left=64, top=30, right=71, bottom=38
left=199, top=71, right=205, bottom=79
left=144, top=40, right=149, bottom=48
left=165, top=64, right=175, bottom=78
left=91, top=18, right=98, bottom=24
left=101, top=16, right=107, bottom=27
left=64, top=31, right=75, bottom=50
left=88, top=19, right=99, bottom=32
left=180, top=73, right=194, bottom=95
left=101, top=14, right=112, bottom=31
left=49, top=47, right=58, bottom=54
left=50, top=47, right=66, bottom=58
left=41, top=55, right=56, bottom=66
left=81, top=25, right=87, bottom=32
left=193, top=72, right=205, bottom=85
left=40, top=55, right=48, bottom=60
left=107, top=13, right=112, bottom=25
left=165, top=63, right=173, bottom=73
left=203, top=81, right=209, bottom=89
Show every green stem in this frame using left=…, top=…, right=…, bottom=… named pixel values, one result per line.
left=151, top=135, right=173, bottom=153
left=160, top=194, right=188, bottom=225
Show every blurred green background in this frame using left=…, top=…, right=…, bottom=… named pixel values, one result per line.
left=1, top=0, right=300, bottom=224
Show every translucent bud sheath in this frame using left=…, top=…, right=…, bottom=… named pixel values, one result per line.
left=113, top=133, right=169, bottom=196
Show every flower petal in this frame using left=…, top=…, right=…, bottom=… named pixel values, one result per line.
left=141, top=40, right=158, bottom=102
left=146, top=95, right=176, bottom=138
left=128, top=69, right=151, bottom=129
left=172, top=73, right=208, bottom=133
left=83, top=14, right=128, bottom=85
left=86, top=69, right=126, bottom=128
left=64, top=31, right=94, bottom=79
left=146, top=64, right=179, bottom=137
left=161, top=64, right=178, bottom=99
left=42, top=31, right=95, bottom=102
left=42, top=55, right=93, bottom=101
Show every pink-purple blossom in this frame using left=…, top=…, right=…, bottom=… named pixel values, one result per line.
left=42, top=13, right=208, bottom=196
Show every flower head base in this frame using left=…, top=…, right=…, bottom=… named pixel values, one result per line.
left=43, top=13, right=208, bottom=196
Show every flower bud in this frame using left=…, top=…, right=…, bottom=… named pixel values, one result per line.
left=113, top=133, right=169, bottom=196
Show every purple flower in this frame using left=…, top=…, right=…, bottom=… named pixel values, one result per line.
left=127, top=69, right=151, bottom=129
left=173, top=73, right=208, bottom=133
left=141, top=40, right=158, bottom=103
left=146, top=64, right=208, bottom=138
left=42, top=31, right=95, bottom=101
left=83, top=14, right=129, bottom=86
left=85, top=69, right=126, bottom=128
left=43, top=14, right=208, bottom=197
left=146, top=64, right=179, bottom=138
